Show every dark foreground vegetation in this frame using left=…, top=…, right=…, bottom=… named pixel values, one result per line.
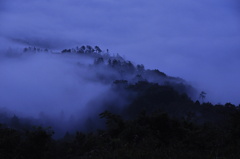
left=1, top=46, right=240, bottom=158
left=1, top=80, right=240, bottom=159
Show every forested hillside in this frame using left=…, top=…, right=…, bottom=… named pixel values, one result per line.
left=1, top=46, right=240, bottom=159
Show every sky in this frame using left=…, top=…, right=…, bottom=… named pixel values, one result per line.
left=0, top=0, right=240, bottom=105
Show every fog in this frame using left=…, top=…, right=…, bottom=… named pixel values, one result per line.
left=0, top=0, right=240, bottom=124
left=0, top=50, right=133, bottom=137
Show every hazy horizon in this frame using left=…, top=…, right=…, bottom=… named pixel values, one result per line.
left=1, top=0, right=240, bottom=106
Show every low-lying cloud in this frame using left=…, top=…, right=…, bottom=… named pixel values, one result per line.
left=0, top=50, right=131, bottom=136
left=0, top=0, right=240, bottom=106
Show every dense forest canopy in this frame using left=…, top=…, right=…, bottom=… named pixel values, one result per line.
left=0, top=46, right=240, bottom=159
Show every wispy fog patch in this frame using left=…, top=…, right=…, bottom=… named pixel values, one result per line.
left=0, top=51, right=126, bottom=136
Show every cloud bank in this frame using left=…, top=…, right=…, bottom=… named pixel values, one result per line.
left=0, top=50, right=134, bottom=137
left=0, top=0, right=240, bottom=104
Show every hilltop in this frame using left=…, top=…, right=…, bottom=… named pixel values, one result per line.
left=23, top=45, right=196, bottom=97
left=0, top=45, right=240, bottom=159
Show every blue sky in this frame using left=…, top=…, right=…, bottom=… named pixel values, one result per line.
left=0, top=0, right=240, bottom=104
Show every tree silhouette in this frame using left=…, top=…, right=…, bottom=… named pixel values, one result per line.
left=199, top=91, right=206, bottom=102
left=137, top=64, right=145, bottom=74
left=95, top=46, right=102, bottom=53
left=86, top=45, right=94, bottom=53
